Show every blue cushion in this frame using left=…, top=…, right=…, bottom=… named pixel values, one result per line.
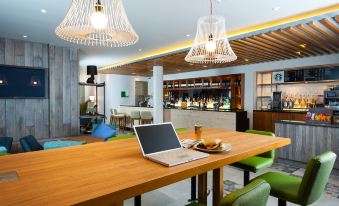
left=91, top=122, right=116, bottom=141
left=0, top=146, right=7, bottom=153
left=43, top=141, right=85, bottom=150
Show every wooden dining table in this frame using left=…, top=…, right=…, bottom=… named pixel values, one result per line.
left=0, top=128, right=290, bottom=206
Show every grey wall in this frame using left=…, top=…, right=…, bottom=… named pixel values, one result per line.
left=0, top=38, right=79, bottom=151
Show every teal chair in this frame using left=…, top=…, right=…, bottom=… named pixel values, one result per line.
left=253, top=151, right=336, bottom=206
left=231, top=130, right=275, bottom=185
left=187, top=179, right=270, bottom=206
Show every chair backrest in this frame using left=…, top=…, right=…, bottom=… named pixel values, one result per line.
left=130, top=111, right=141, bottom=119
left=0, top=137, right=13, bottom=152
left=140, top=111, right=152, bottom=120
left=298, top=151, right=336, bottom=205
left=113, top=109, right=119, bottom=115
left=245, top=130, right=275, bottom=159
left=20, top=135, right=43, bottom=152
left=220, top=179, right=270, bottom=206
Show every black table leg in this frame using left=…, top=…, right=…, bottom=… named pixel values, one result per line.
left=134, top=195, right=141, bottom=206
left=190, top=176, right=197, bottom=202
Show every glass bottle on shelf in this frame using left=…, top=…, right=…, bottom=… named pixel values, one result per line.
left=288, top=96, right=294, bottom=109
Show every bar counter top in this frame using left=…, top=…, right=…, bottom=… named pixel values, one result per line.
left=276, top=120, right=339, bottom=128
left=254, top=109, right=307, bottom=114
left=165, top=108, right=245, bottom=113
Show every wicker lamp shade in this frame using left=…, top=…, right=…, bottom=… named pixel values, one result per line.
left=55, top=0, right=138, bottom=47
left=185, top=15, right=237, bottom=64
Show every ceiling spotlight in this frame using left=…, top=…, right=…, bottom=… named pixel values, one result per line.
left=40, top=9, right=47, bottom=13
left=244, top=58, right=249, bottom=62
left=299, top=44, right=307, bottom=48
left=296, top=51, right=302, bottom=55
left=203, top=65, right=208, bottom=68
left=138, top=49, right=142, bottom=52
left=272, top=7, right=280, bottom=11
left=189, top=63, right=194, bottom=66
left=131, top=72, right=136, bottom=75
left=22, top=35, right=28, bottom=38
left=186, top=34, right=191, bottom=37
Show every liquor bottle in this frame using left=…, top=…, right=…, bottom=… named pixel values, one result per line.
left=283, top=95, right=288, bottom=108
left=288, top=96, right=294, bottom=109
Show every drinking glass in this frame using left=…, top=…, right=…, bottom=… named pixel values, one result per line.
left=194, top=124, right=202, bottom=140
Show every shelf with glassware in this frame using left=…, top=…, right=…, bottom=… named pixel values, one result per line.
left=255, top=71, right=339, bottom=111
left=163, top=74, right=244, bottom=111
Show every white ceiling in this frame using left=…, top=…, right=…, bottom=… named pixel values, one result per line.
left=0, top=0, right=338, bottom=69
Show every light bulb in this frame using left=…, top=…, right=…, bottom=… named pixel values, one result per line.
left=90, top=11, right=108, bottom=29
left=205, top=40, right=216, bottom=52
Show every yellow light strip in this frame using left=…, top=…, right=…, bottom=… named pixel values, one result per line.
left=100, top=4, right=339, bottom=70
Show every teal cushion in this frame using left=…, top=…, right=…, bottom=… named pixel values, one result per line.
left=91, top=122, right=117, bottom=141
left=0, top=146, right=7, bottom=153
left=44, top=141, right=85, bottom=150
left=232, top=156, right=273, bottom=173
left=253, top=172, right=302, bottom=203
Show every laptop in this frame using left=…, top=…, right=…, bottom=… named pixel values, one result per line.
left=134, top=122, right=209, bottom=167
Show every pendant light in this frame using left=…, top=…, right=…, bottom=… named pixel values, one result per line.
left=185, top=0, right=237, bottom=64
left=55, top=0, right=139, bottom=47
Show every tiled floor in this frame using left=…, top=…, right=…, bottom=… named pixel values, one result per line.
left=124, top=159, right=339, bottom=206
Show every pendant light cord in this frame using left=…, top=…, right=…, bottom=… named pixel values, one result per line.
left=209, top=0, right=213, bottom=36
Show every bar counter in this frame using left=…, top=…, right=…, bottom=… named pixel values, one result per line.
left=164, top=108, right=249, bottom=132
left=275, top=120, right=339, bottom=169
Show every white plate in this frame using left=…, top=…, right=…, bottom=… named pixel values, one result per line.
left=193, top=143, right=232, bottom=153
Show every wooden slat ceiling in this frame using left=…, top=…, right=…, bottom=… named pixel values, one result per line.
left=100, top=15, right=339, bottom=76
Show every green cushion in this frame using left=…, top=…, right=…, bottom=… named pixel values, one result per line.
left=108, top=134, right=135, bottom=141
left=220, top=179, right=270, bottom=206
left=298, top=151, right=336, bottom=205
left=232, top=156, right=273, bottom=173
left=0, top=152, right=8, bottom=156
left=185, top=202, right=205, bottom=206
left=253, top=151, right=336, bottom=205
left=175, top=128, right=188, bottom=133
left=253, top=172, right=301, bottom=203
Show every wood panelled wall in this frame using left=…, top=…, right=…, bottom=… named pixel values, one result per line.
left=0, top=38, right=79, bottom=150
left=49, top=46, right=79, bottom=138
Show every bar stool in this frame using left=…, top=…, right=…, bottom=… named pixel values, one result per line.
left=129, top=111, right=141, bottom=131
left=110, top=109, right=126, bottom=130
left=140, top=111, right=153, bottom=125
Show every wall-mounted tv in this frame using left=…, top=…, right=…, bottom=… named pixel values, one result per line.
left=0, top=65, right=48, bottom=98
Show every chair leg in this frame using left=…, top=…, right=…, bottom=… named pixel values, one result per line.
left=244, top=170, right=250, bottom=185
left=190, top=176, right=197, bottom=202
left=134, top=195, right=141, bottom=206
left=278, top=198, right=286, bottom=206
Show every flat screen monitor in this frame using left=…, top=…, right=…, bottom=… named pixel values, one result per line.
left=134, top=123, right=181, bottom=155
left=0, top=65, right=48, bottom=98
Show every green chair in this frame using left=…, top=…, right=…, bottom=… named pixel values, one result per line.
left=231, top=130, right=275, bottom=185
left=186, top=179, right=270, bottom=206
left=253, top=151, right=336, bottom=206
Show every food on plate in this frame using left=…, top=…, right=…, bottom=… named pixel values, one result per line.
left=197, top=139, right=223, bottom=150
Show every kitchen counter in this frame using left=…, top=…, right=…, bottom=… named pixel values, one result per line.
left=253, top=109, right=307, bottom=114
left=276, top=120, right=339, bottom=128
left=165, top=107, right=245, bottom=113
left=275, top=120, right=339, bottom=169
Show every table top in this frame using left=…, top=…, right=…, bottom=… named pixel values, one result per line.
left=0, top=128, right=290, bottom=206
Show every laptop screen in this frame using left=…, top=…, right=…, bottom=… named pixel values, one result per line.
left=134, top=123, right=182, bottom=155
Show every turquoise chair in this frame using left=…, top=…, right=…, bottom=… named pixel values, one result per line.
left=231, top=130, right=275, bottom=185
left=187, top=179, right=270, bottom=206
left=253, top=151, right=336, bottom=206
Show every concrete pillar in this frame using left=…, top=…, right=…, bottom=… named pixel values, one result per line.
left=153, top=66, right=163, bottom=123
